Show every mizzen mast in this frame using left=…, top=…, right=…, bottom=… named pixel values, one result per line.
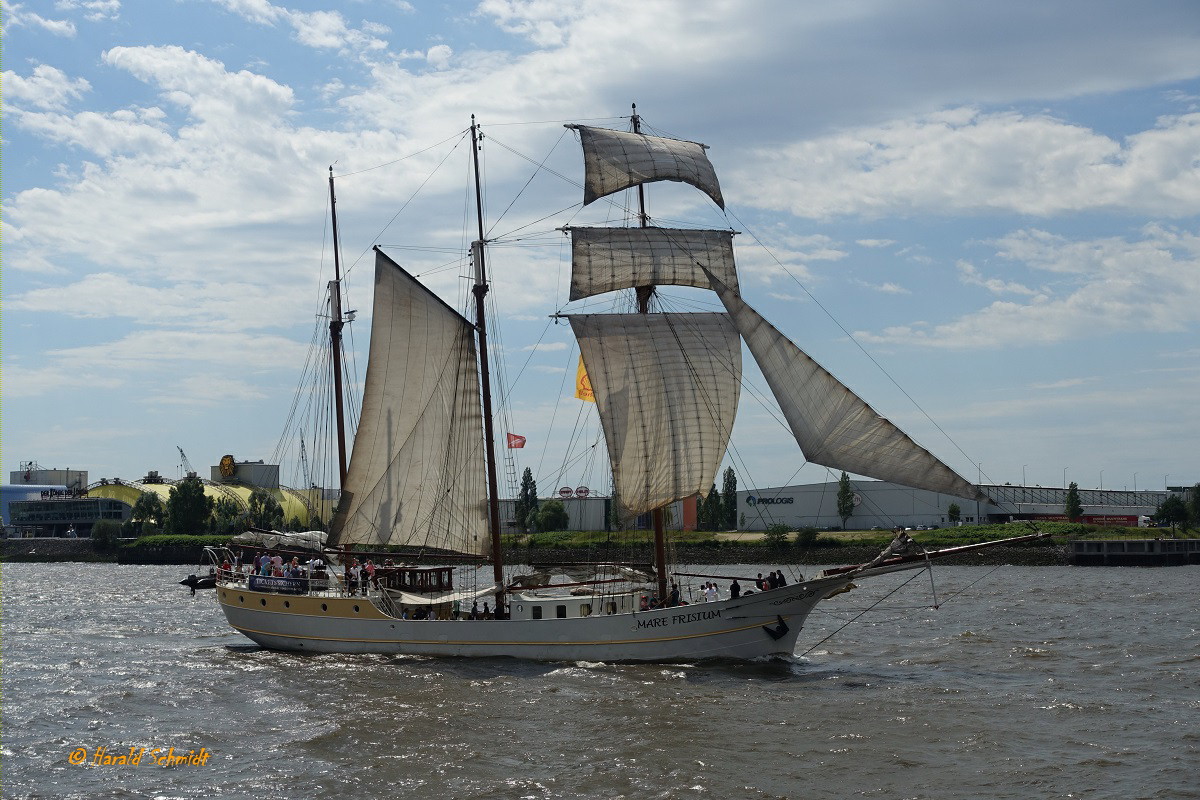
left=469, top=117, right=506, bottom=614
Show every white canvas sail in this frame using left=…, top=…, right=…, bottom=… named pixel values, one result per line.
left=706, top=270, right=985, bottom=502
left=567, top=313, right=741, bottom=517
left=566, top=125, right=725, bottom=209
left=567, top=227, right=738, bottom=301
left=332, top=249, right=490, bottom=554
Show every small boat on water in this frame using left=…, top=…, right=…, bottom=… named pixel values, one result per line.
left=211, top=110, right=1042, bottom=661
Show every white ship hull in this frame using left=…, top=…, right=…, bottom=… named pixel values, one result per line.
left=216, top=576, right=853, bottom=662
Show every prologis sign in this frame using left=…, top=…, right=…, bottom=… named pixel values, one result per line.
left=746, top=495, right=794, bottom=506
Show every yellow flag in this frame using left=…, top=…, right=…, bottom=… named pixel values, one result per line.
left=575, top=355, right=595, bottom=402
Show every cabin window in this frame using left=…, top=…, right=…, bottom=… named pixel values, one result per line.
left=532, top=607, right=543, bottom=620
left=579, top=604, right=592, bottom=617
left=556, top=605, right=567, bottom=619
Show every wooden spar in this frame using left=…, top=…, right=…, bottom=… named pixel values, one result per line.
left=469, top=117, right=507, bottom=614
left=821, top=531, right=1054, bottom=576
left=631, top=103, right=671, bottom=605
left=327, top=167, right=349, bottom=491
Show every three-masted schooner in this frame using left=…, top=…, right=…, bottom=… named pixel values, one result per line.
left=213, top=113, right=1032, bottom=661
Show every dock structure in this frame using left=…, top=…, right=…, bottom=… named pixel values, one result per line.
left=1069, top=538, right=1200, bottom=566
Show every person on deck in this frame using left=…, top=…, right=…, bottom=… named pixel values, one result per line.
left=729, top=579, right=741, bottom=599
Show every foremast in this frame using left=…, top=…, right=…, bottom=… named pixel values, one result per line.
left=469, top=117, right=507, bottom=614
left=630, top=105, right=670, bottom=604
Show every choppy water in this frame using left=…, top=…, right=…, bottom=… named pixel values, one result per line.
left=2, top=562, right=1197, bottom=799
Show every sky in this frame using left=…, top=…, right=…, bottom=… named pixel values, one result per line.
left=3, top=0, right=1199, bottom=501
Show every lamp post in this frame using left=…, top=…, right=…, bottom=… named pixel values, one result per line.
left=1063, top=467, right=1068, bottom=488
left=1100, top=470, right=1104, bottom=490
left=1022, top=464, right=1028, bottom=506
left=1134, top=472, right=1138, bottom=492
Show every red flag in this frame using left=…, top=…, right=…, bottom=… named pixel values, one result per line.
left=506, top=433, right=526, bottom=448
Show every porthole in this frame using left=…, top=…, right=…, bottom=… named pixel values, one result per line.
left=238, top=595, right=245, bottom=603
left=321, top=603, right=328, bottom=612
left=260, top=598, right=267, bottom=607
left=353, top=605, right=361, bottom=613
left=284, top=601, right=291, bottom=608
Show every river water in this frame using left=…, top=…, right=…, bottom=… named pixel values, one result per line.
left=2, top=562, right=1196, bottom=799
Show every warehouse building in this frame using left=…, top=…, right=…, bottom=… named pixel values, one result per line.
left=737, top=481, right=1170, bottom=531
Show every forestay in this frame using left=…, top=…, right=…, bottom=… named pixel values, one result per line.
left=567, top=227, right=739, bottom=301
left=706, top=270, right=986, bottom=502
left=331, top=250, right=490, bottom=554
left=567, top=125, right=725, bottom=209
left=567, top=313, right=741, bottom=517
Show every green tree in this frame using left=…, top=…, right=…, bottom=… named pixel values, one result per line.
left=514, top=467, right=539, bottom=532
left=794, top=526, right=819, bottom=547
left=248, top=489, right=284, bottom=530
left=1064, top=482, right=1083, bottom=522
left=534, top=499, right=569, bottom=532
left=131, top=491, right=165, bottom=532
left=701, top=484, right=722, bottom=531
left=763, top=523, right=790, bottom=548
left=164, top=477, right=215, bottom=534
left=1155, top=495, right=1190, bottom=534
left=721, top=466, right=738, bottom=530
left=947, top=502, right=961, bottom=525
left=91, top=519, right=122, bottom=552
left=209, top=497, right=244, bottom=534
left=836, top=471, right=855, bottom=530
left=1187, top=484, right=1200, bottom=532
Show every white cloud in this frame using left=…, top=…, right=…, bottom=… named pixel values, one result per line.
left=2, top=64, right=92, bottom=111
left=857, top=225, right=1200, bottom=348
left=7, top=2, right=78, bottom=35
left=214, top=0, right=389, bottom=55
left=426, top=44, right=453, bottom=70
left=737, top=109, right=1200, bottom=219
left=522, top=341, right=568, bottom=352
left=857, top=238, right=896, bottom=248
left=856, top=280, right=911, bottom=295
left=956, top=260, right=1039, bottom=296
left=56, top=0, right=121, bottom=22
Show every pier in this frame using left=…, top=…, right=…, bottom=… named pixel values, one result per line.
left=1069, top=538, right=1200, bottom=566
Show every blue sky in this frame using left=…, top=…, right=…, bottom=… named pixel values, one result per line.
left=4, top=0, right=1199, bottom=499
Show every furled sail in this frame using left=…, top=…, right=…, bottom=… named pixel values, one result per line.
left=330, top=249, right=490, bottom=554
left=567, top=313, right=741, bottom=517
left=706, top=270, right=986, bottom=502
left=567, top=227, right=739, bottom=301
left=566, top=125, right=725, bottom=209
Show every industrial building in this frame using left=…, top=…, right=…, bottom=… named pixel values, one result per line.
left=5, top=459, right=329, bottom=538
left=736, top=480, right=1171, bottom=531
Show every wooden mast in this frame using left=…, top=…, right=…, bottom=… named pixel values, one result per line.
left=469, top=117, right=506, bottom=615
left=631, top=104, right=671, bottom=605
left=327, top=167, right=349, bottom=491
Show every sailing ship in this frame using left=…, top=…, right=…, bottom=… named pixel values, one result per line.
left=213, top=112, right=1039, bottom=661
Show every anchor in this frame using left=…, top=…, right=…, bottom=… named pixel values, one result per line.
left=762, top=615, right=789, bottom=641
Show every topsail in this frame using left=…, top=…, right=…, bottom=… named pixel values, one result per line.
left=567, top=125, right=725, bottom=209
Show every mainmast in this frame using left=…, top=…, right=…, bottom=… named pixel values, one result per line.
left=631, top=103, right=671, bottom=604
left=328, top=167, right=350, bottom=491
left=469, top=117, right=506, bottom=614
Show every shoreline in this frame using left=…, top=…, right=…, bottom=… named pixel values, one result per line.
left=1, top=537, right=1070, bottom=566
